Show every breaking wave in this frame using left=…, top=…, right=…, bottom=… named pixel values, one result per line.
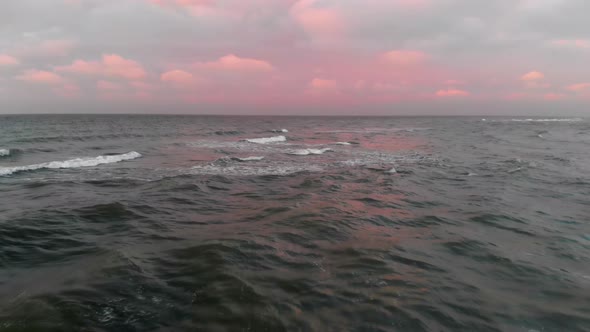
left=244, top=136, right=287, bottom=144
left=0, top=151, right=142, bottom=176
left=0, top=149, right=10, bottom=157
left=287, top=148, right=332, bottom=156
left=231, top=156, right=265, bottom=162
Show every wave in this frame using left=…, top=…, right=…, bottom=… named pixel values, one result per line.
left=271, top=129, right=289, bottom=133
left=0, top=151, right=142, bottom=176
left=190, top=164, right=322, bottom=176
left=231, top=156, right=265, bottom=162
left=213, top=130, right=242, bottom=136
left=287, top=148, right=332, bottom=156
left=0, top=149, right=10, bottom=157
left=334, top=142, right=352, bottom=145
left=244, top=136, right=286, bottom=144
left=510, top=118, right=584, bottom=122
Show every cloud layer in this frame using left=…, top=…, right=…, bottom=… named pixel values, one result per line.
left=0, top=0, right=589, bottom=114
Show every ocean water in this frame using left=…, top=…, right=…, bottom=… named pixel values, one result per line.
left=0, top=115, right=589, bottom=332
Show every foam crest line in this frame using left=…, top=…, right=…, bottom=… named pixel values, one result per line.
left=288, top=148, right=332, bottom=156
left=243, top=135, right=286, bottom=144
left=0, top=151, right=142, bottom=176
left=0, top=149, right=10, bottom=156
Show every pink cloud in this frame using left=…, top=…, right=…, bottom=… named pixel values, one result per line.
left=290, top=0, right=345, bottom=40
left=0, top=54, right=19, bottom=66
left=56, top=54, right=147, bottom=80
left=196, top=54, right=274, bottom=73
left=552, top=39, right=590, bottom=49
left=435, top=89, right=469, bottom=97
left=16, top=70, right=64, bottom=84
left=161, top=70, right=196, bottom=85
left=307, top=78, right=339, bottom=94
left=521, top=71, right=544, bottom=81
left=544, top=93, right=565, bottom=101
left=381, top=50, right=428, bottom=66
left=521, top=71, right=549, bottom=89
left=566, top=82, right=590, bottom=92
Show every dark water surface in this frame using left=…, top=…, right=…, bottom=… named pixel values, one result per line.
left=0, top=115, right=589, bottom=331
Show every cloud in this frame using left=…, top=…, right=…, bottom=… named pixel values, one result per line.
left=566, top=82, right=590, bottom=92
left=521, top=71, right=544, bottom=81
left=56, top=54, right=147, bottom=80
left=195, top=54, right=274, bottom=73
left=544, top=93, right=565, bottom=100
left=551, top=39, right=590, bottom=49
left=161, top=69, right=197, bottom=85
left=381, top=50, right=428, bottom=66
left=0, top=54, right=20, bottom=66
left=16, top=70, right=64, bottom=84
left=290, top=0, right=345, bottom=40
left=521, top=71, right=549, bottom=89
left=307, top=78, right=339, bottom=94
left=435, top=89, right=469, bottom=97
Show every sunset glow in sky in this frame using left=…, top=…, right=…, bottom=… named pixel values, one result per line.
left=1, top=0, right=589, bottom=115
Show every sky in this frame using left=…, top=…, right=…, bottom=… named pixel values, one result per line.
left=0, top=0, right=589, bottom=115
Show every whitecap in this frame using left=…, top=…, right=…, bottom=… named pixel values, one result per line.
left=0, top=151, right=142, bottom=176
left=232, top=156, right=265, bottom=162
left=244, top=135, right=286, bottom=144
left=287, top=148, right=332, bottom=156
left=334, top=142, right=352, bottom=145
left=271, top=129, right=289, bottom=133
left=386, top=167, right=397, bottom=174
left=0, top=149, right=10, bottom=157
left=507, top=167, right=523, bottom=174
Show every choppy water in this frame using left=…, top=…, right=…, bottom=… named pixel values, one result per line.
left=1, top=115, right=589, bottom=332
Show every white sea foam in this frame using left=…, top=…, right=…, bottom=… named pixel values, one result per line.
left=232, top=156, right=265, bottom=162
left=510, top=118, right=583, bottom=122
left=244, top=135, right=287, bottom=144
left=334, top=142, right=352, bottom=145
left=386, top=167, right=397, bottom=174
left=287, top=148, right=332, bottom=156
left=0, top=149, right=10, bottom=157
left=190, top=164, right=322, bottom=176
left=0, top=151, right=142, bottom=176
left=272, top=129, right=289, bottom=133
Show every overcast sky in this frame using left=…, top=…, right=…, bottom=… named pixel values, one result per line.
left=0, top=0, right=589, bottom=115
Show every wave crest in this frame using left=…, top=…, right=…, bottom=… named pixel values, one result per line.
left=287, top=148, right=332, bottom=156
left=244, top=136, right=286, bottom=144
left=0, top=151, right=142, bottom=176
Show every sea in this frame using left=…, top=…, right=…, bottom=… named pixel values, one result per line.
left=0, top=115, right=589, bottom=332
